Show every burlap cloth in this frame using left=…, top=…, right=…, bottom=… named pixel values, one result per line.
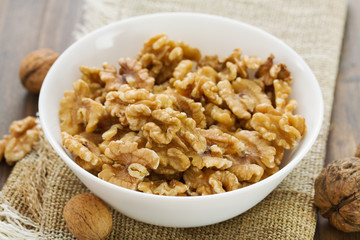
left=0, top=0, right=348, bottom=239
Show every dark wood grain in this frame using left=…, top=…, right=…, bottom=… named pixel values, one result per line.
left=0, top=0, right=83, bottom=188
left=314, top=0, right=360, bottom=239
left=0, top=0, right=359, bottom=239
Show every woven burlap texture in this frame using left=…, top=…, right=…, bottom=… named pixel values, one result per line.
left=1, top=0, right=347, bottom=239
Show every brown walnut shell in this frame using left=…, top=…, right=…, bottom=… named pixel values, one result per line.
left=63, top=193, right=113, bottom=240
left=314, top=157, right=360, bottom=232
left=19, top=48, right=59, bottom=93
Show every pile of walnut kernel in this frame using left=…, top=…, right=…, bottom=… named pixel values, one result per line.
left=59, top=34, right=306, bottom=196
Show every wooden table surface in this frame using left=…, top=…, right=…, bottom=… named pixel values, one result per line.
left=0, top=0, right=359, bottom=239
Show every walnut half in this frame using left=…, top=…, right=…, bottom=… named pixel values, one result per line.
left=1, top=116, right=40, bottom=165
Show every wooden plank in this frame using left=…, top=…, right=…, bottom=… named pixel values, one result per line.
left=0, top=0, right=46, bottom=190
left=0, top=0, right=83, bottom=189
left=315, top=0, right=360, bottom=239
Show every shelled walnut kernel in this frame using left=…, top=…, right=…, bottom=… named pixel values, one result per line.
left=0, top=116, right=39, bottom=166
left=59, top=34, right=306, bottom=196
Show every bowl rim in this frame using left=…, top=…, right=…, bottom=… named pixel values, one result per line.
left=39, top=12, right=324, bottom=201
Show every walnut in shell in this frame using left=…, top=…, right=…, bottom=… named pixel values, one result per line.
left=314, top=149, right=360, bottom=232
left=63, top=193, right=112, bottom=240
left=19, top=48, right=59, bottom=93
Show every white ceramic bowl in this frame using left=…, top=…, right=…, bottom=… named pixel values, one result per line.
left=39, top=13, right=323, bottom=228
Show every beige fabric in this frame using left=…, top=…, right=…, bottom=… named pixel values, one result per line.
left=0, top=0, right=347, bottom=239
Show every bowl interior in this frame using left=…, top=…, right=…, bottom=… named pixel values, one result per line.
left=39, top=13, right=323, bottom=196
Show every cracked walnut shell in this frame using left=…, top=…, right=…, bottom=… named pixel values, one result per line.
left=314, top=155, right=360, bottom=232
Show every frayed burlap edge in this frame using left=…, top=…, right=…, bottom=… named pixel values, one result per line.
left=0, top=126, right=316, bottom=239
